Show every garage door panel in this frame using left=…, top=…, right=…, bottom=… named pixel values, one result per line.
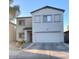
left=34, top=33, right=61, bottom=42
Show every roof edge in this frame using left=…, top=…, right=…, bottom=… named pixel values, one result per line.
left=31, top=6, right=65, bottom=14
left=16, top=16, right=32, bottom=19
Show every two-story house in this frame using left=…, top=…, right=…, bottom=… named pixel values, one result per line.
left=16, top=6, right=65, bottom=43
left=16, top=17, right=32, bottom=42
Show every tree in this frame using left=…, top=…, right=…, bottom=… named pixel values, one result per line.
left=9, top=0, right=20, bottom=20
left=9, top=0, right=13, bottom=5
left=9, top=0, right=20, bottom=49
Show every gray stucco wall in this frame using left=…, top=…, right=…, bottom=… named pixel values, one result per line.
left=32, top=8, right=64, bottom=42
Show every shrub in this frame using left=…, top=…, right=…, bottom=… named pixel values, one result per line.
left=16, top=40, right=25, bottom=48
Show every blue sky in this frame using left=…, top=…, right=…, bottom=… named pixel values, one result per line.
left=13, top=0, right=69, bottom=31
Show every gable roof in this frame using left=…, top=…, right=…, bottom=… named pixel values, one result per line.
left=31, top=6, right=65, bottom=14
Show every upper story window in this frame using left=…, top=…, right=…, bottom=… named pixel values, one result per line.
left=18, top=20, right=25, bottom=26
left=43, top=15, right=52, bottom=23
left=34, top=15, right=40, bottom=23
left=54, top=14, right=62, bottom=22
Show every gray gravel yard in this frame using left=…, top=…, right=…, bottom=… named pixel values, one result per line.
left=9, top=43, right=69, bottom=59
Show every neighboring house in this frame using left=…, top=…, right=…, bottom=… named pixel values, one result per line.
left=16, top=17, right=32, bottom=42
left=64, top=30, right=69, bottom=44
left=9, top=22, right=16, bottom=43
left=9, top=13, right=16, bottom=48
left=16, top=6, right=65, bottom=43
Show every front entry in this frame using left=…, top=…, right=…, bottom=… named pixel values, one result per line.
left=28, top=31, right=32, bottom=42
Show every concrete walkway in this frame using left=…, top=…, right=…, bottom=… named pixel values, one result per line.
left=9, top=43, right=69, bottom=59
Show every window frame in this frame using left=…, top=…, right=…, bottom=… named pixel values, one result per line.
left=19, top=32, right=24, bottom=39
left=34, top=15, right=41, bottom=23
left=43, top=15, right=52, bottom=23
left=54, top=14, right=62, bottom=22
left=18, top=20, right=25, bottom=26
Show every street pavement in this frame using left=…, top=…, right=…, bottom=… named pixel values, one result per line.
left=9, top=43, right=69, bottom=59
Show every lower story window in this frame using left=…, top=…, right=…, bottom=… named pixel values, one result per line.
left=19, top=32, right=24, bottom=39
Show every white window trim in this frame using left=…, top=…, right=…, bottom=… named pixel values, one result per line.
left=34, top=15, right=41, bottom=23
left=43, top=15, right=52, bottom=23
left=19, top=32, right=24, bottom=39
left=54, top=14, right=62, bottom=22
left=18, top=20, right=25, bottom=26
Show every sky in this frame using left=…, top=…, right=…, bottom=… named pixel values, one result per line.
left=13, top=0, right=69, bottom=31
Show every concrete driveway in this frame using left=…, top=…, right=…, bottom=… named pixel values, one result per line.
left=9, top=43, right=69, bottom=59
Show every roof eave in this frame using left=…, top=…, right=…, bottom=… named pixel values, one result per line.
left=31, top=6, right=65, bottom=14
left=16, top=16, right=32, bottom=19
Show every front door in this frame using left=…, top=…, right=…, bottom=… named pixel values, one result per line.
left=30, top=32, right=32, bottom=42
left=29, top=31, right=32, bottom=42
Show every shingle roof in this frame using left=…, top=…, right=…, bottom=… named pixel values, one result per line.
left=31, top=6, right=65, bottom=13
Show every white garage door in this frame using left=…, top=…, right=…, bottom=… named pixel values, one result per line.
left=34, top=32, right=63, bottom=42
